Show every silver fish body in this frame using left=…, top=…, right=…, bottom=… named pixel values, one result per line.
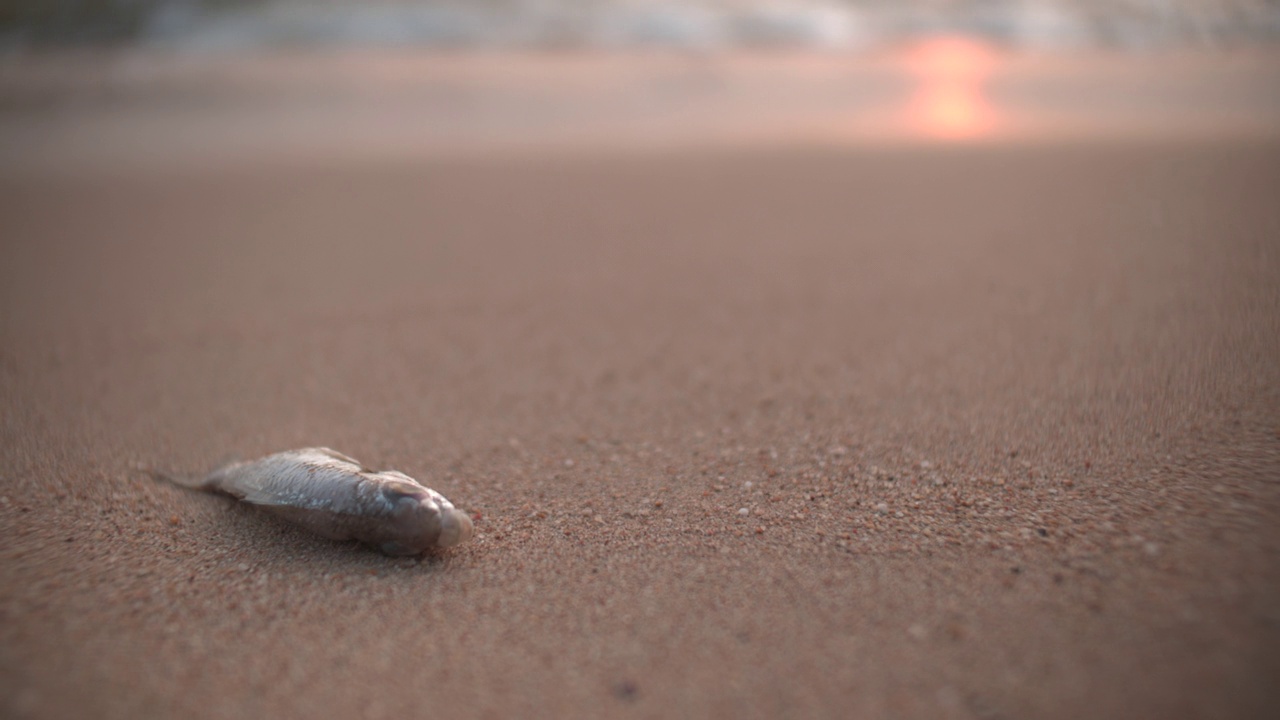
left=187, top=447, right=473, bottom=556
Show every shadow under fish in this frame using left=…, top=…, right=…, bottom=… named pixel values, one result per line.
left=151, top=447, right=474, bottom=556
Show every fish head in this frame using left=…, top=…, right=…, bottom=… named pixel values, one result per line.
left=382, top=481, right=474, bottom=551
left=435, top=502, right=475, bottom=548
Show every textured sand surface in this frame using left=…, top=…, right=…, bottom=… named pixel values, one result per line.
left=2, top=142, right=1279, bottom=719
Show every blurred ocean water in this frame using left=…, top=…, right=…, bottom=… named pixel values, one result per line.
left=2, top=2, right=1278, bottom=173
left=4, top=0, right=1280, bottom=53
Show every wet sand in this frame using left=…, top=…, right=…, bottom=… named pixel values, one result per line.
left=2, top=126, right=1280, bottom=716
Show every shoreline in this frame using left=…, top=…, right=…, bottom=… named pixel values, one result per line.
left=3, top=46, right=1279, bottom=176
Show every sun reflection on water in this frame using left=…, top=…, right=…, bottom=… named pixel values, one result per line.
left=905, top=36, right=999, bottom=141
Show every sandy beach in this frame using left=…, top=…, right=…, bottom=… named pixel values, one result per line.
left=2, top=50, right=1280, bottom=719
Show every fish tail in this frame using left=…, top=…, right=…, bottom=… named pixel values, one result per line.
left=198, top=458, right=245, bottom=492
left=140, top=466, right=207, bottom=490
left=138, top=454, right=242, bottom=491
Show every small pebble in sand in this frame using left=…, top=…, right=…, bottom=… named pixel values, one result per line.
left=738, top=507, right=750, bottom=516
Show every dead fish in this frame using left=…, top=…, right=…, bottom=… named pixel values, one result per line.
left=153, top=447, right=474, bottom=556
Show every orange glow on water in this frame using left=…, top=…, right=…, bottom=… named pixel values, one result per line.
left=905, top=36, right=999, bottom=141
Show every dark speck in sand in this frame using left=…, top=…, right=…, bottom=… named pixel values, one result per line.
left=613, top=680, right=639, bottom=702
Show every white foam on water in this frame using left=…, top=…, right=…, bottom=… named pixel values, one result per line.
left=127, top=1, right=1280, bottom=53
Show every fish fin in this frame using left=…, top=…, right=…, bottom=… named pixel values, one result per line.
left=210, top=453, right=242, bottom=470
left=142, top=466, right=203, bottom=486
left=238, top=489, right=293, bottom=506
left=380, top=541, right=413, bottom=556
left=137, top=463, right=205, bottom=490
left=381, top=478, right=427, bottom=502
left=310, top=447, right=372, bottom=471
left=380, top=470, right=423, bottom=485
left=224, top=476, right=297, bottom=506
left=227, top=470, right=319, bottom=508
